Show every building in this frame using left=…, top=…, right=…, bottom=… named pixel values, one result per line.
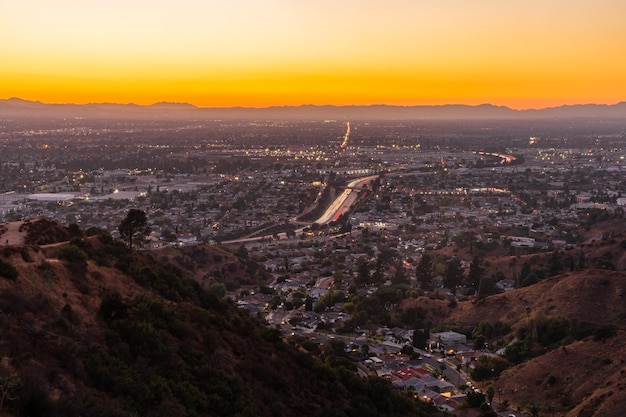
left=28, top=193, right=75, bottom=202
left=430, top=331, right=467, bottom=348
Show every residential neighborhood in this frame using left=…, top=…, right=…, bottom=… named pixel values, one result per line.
left=2, top=117, right=625, bottom=416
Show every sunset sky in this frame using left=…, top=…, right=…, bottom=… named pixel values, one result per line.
left=2, top=0, right=626, bottom=109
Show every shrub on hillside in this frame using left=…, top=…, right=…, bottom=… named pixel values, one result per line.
left=57, top=245, right=88, bottom=269
left=0, top=259, right=19, bottom=280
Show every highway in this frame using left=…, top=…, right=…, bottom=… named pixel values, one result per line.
left=222, top=174, right=378, bottom=245
left=311, top=175, right=378, bottom=224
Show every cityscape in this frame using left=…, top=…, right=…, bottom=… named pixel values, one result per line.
left=2, top=1, right=626, bottom=416
left=1, top=104, right=625, bottom=416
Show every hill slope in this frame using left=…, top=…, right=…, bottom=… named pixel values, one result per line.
left=412, top=269, right=626, bottom=416
left=445, top=270, right=626, bottom=329
left=0, top=232, right=445, bottom=417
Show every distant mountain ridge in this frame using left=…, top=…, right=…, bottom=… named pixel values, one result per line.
left=1, top=97, right=625, bottom=120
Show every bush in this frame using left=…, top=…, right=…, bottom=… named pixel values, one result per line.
left=593, top=325, right=617, bottom=341
left=0, top=259, right=18, bottom=280
left=37, top=261, right=56, bottom=281
left=57, top=245, right=88, bottom=268
left=99, top=291, right=128, bottom=321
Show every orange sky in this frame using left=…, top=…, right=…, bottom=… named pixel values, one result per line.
left=2, top=0, right=626, bottom=109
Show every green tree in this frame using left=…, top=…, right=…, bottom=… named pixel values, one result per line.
left=236, top=244, right=249, bottom=259
left=118, top=209, right=150, bottom=249
left=486, top=385, right=495, bottom=403
left=0, top=259, right=19, bottom=281
left=356, top=257, right=370, bottom=284
left=415, top=253, right=433, bottom=290
left=208, top=283, right=227, bottom=298
left=333, top=269, right=344, bottom=288
left=577, top=250, right=586, bottom=270
left=392, top=259, right=408, bottom=284
left=465, top=390, right=486, bottom=408
left=478, top=276, right=498, bottom=297
left=467, top=255, right=484, bottom=290
left=360, top=343, right=370, bottom=357
left=444, top=257, right=463, bottom=289
left=520, top=271, right=539, bottom=287
left=548, top=250, right=563, bottom=276
left=476, top=320, right=494, bottom=338
left=305, top=296, right=314, bottom=311
left=57, top=244, right=88, bottom=269
left=519, top=261, right=532, bottom=283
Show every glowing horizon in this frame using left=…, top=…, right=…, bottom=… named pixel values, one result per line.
left=3, top=0, right=626, bottom=110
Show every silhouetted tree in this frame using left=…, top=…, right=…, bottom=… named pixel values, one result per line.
left=548, top=250, right=563, bottom=276
left=356, top=257, right=370, bottom=284
left=467, top=255, right=484, bottom=290
left=486, top=385, right=495, bottom=404
left=118, top=209, right=150, bottom=249
left=444, top=257, right=463, bottom=289
left=416, top=253, right=433, bottom=290
left=392, top=259, right=408, bottom=284
left=478, top=276, right=498, bottom=297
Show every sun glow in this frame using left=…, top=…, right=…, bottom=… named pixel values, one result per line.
left=2, top=0, right=626, bottom=109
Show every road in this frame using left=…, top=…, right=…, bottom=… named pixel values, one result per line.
left=311, top=175, right=378, bottom=224
left=420, top=354, right=467, bottom=387
left=222, top=174, right=378, bottom=245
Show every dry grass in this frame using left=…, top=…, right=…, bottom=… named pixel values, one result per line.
left=412, top=270, right=626, bottom=417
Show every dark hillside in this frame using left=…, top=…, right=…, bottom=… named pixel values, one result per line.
left=154, top=244, right=272, bottom=289
left=0, top=227, right=446, bottom=417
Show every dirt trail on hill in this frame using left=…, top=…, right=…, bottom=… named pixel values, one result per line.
left=0, top=221, right=25, bottom=246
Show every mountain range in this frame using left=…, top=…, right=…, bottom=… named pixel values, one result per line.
left=1, top=97, right=626, bottom=120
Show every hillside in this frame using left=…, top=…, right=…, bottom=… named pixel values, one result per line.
left=497, top=332, right=626, bottom=416
left=486, top=271, right=626, bottom=416
left=3, top=218, right=626, bottom=416
left=445, top=270, right=626, bottom=329
left=435, top=218, right=626, bottom=280
left=154, top=244, right=272, bottom=289
left=403, top=269, right=626, bottom=416
left=0, top=227, right=446, bottom=417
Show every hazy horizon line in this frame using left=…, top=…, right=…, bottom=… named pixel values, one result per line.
left=3, top=96, right=625, bottom=112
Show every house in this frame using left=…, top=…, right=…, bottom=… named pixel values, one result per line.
left=176, top=233, right=198, bottom=245
left=390, top=366, right=430, bottom=382
left=431, top=331, right=467, bottom=348
left=427, top=379, right=455, bottom=394
left=496, top=279, right=515, bottom=292
left=366, top=356, right=384, bottom=369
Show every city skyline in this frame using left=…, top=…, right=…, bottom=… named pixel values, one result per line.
left=3, top=0, right=626, bottom=110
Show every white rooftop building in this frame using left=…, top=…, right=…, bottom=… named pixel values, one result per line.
left=28, top=193, right=75, bottom=202
left=431, top=331, right=467, bottom=348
